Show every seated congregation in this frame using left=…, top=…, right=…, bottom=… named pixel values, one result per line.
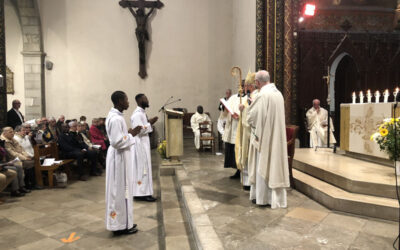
left=0, top=100, right=110, bottom=203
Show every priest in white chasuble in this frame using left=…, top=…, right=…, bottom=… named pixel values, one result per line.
left=105, top=91, right=141, bottom=235
left=190, top=105, right=212, bottom=150
left=247, top=71, right=290, bottom=208
left=222, top=83, right=247, bottom=179
left=131, top=94, right=158, bottom=202
left=238, top=71, right=258, bottom=189
left=306, top=99, right=336, bottom=148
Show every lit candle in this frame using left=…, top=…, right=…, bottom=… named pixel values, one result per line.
left=384, top=89, right=389, bottom=103
left=359, top=91, right=364, bottom=104
left=374, top=90, right=380, bottom=103
left=367, top=89, right=372, bottom=103
left=352, top=92, right=356, bottom=104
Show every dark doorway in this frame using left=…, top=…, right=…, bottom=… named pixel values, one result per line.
left=333, top=55, right=359, bottom=146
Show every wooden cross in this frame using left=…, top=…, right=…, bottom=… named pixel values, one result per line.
left=119, top=0, right=164, bottom=79
left=323, top=67, right=331, bottom=105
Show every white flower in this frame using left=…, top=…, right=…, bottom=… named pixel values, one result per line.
left=384, top=118, right=391, bottom=123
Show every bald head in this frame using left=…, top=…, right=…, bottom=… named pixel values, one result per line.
left=313, top=99, right=320, bottom=110
left=12, top=99, right=21, bottom=109
left=255, top=70, right=270, bottom=89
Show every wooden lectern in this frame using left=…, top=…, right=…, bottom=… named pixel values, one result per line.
left=163, top=108, right=184, bottom=165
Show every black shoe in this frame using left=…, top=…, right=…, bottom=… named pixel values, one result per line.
left=11, top=191, right=25, bottom=197
left=230, top=170, right=241, bottom=179
left=112, top=227, right=138, bottom=236
left=125, top=227, right=138, bottom=234
left=32, top=185, right=43, bottom=190
left=243, top=186, right=250, bottom=191
left=134, top=196, right=157, bottom=202
left=80, top=175, right=89, bottom=181
left=144, top=196, right=157, bottom=202
left=90, top=171, right=101, bottom=176
left=19, top=187, right=31, bottom=193
left=251, top=199, right=256, bottom=204
left=132, top=224, right=137, bottom=229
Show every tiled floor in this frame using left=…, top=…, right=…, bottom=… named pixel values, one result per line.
left=0, top=140, right=399, bottom=250
left=180, top=141, right=399, bottom=250
left=0, top=164, right=162, bottom=250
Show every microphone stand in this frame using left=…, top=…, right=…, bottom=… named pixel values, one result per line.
left=393, top=93, right=400, bottom=250
left=159, top=96, right=173, bottom=140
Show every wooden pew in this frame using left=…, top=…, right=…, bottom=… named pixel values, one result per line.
left=33, top=143, right=74, bottom=188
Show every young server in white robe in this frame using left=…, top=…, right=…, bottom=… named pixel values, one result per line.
left=190, top=105, right=212, bottom=150
left=131, top=94, right=158, bottom=202
left=247, top=71, right=290, bottom=208
left=105, top=91, right=142, bottom=235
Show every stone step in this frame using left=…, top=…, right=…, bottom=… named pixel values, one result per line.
left=293, top=169, right=399, bottom=221
left=293, top=148, right=398, bottom=199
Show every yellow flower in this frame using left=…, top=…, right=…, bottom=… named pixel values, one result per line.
left=380, top=128, right=389, bottom=137
left=379, top=124, right=386, bottom=130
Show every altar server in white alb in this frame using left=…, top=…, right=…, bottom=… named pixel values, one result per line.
left=247, top=70, right=290, bottom=208
left=306, top=99, right=336, bottom=148
left=105, top=91, right=142, bottom=235
left=190, top=105, right=212, bottom=150
left=131, top=94, right=158, bottom=202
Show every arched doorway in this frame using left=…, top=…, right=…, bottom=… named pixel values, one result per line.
left=329, top=53, right=359, bottom=146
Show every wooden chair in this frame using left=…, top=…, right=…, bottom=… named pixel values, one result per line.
left=286, top=125, right=299, bottom=188
left=199, top=121, right=215, bottom=152
left=33, top=142, right=74, bottom=188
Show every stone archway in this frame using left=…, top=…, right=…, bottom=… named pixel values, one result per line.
left=10, top=0, right=45, bottom=120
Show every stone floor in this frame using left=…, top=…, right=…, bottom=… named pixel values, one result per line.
left=0, top=163, right=162, bottom=250
left=0, top=139, right=399, bottom=250
left=180, top=141, right=399, bottom=250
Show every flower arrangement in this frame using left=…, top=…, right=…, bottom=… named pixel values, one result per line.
left=157, top=140, right=167, bottom=159
left=371, top=118, right=400, bottom=160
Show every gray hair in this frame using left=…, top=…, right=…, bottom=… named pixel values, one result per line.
left=68, top=121, right=77, bottom=127
left=22, top=123, right=31, bottom=128
left=14, top=125, right=23, bottom=132
left=255, top=70, right=270, bottom=84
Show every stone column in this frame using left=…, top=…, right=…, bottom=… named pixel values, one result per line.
left=0, top=0, right=6, bottom=127
left=16, top=0, right=45, bottom=120
left=22, top=51, right=45, bottom=120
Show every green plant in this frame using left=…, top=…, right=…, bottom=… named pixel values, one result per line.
left=157, top=140, right=167, bottom=159
left=371, top=118, right=400, bottom=160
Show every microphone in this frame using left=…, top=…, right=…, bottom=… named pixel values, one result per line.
left=159, top=96, right=174, bottom=112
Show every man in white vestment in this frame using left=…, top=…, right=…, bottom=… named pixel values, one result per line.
left=222, top=83, right=246, bottom=179
left=247, top=70, right=290, bottom=208
left=306, top=99, right=336, bottom=148
left=238, top=71, right=258, bottom=190
left=105, top=91, right=142, bottom=235
left=131, top=94, right=158, bottom=202
left=190, top=105, right=211, bottom=150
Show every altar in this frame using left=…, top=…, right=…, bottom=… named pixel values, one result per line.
left=340, top=103, right=400, bottom=162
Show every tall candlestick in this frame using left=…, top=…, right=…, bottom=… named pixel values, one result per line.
left=384, top=89, right=389, bottom=103
left=352, top=92, right=356, bottom=104
left=359, top=91, right=364, bottom=104
left=374, top=90, right=380, bottom=103
left=367, top=89, right=372, bottom=103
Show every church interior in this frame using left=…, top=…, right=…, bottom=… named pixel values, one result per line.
left=1, top=0, right=400, bottom=249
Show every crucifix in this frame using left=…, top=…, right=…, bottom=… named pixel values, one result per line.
left=119, top=0, right=164, bottom=79
left=322, top=66, right=336, bottom=152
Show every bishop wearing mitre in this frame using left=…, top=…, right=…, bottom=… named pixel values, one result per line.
left=238, top=70, right=258, bottom=189
left=306, top=99, right=336, bottom=148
